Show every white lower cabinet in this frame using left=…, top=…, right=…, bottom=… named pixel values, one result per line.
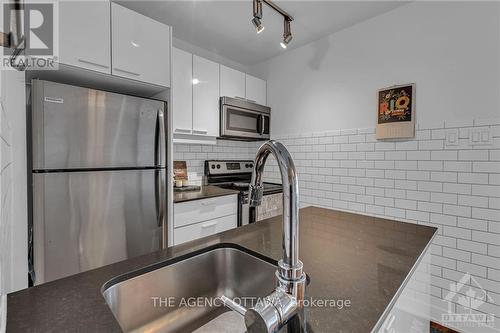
left=173, top=195, right=237, bottom=245
left=174, top=215, right=236, bottom=246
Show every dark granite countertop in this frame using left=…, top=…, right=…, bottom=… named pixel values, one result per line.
left=7, top=207, right=436, bottom=333
left=174, top=185, right=239, bottom=203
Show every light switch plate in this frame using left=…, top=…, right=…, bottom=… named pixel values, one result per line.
left=469, top=127, right=492, bottom=146
left=445, top=129, right=459, bottom=146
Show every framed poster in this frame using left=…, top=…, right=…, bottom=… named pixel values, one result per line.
left=376, top=84, right=415, bottom=139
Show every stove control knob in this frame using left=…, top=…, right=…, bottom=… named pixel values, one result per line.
left=211, top=164, right=215, bottom=169
left=216, top=164, right=221, bottom=169
left=245, top=163, right=250, bottom=168
left=249, top=163, right=253, bottom=168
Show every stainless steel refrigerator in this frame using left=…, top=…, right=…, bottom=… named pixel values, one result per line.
left=29, top=79, right=167, bottom=285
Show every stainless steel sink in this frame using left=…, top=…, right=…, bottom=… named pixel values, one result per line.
left=102, top=244, right=277, bottom=333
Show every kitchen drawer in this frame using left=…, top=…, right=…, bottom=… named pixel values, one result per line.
left=173, top=214, right=237, bottom=245
left=174, top=195, right=237, bottom=228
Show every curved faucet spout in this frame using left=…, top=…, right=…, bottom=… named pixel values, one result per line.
left=246, top=140, right=306, bottom=333
left=249, top=140, right=300, bottom=269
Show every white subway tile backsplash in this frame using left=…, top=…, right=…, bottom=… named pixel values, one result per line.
left=472, top=230, right=500, bottom=246
left=431, top=192, right=457, bottom=204
left=430, top=213, right=457, bottom=226
left=419, top=140, right=444, bottom=150
left=418, top=201, right=443, bottom=213
left=431, top=151, right=457, bottom=160
left=407, top=151, right=431, bottom=160
left=444, top=161, right=472, bottom=172
left=457, top=217, right=488, bottom=231
left=489, top=245, right=500, bottom=258
left=459, top=150, right=489, bottom=161
left=472, top=207, right=500, bottom=221
left=459, top=173, right=489, bottom=184
left=418, top=161, right=443, bottom=171
left=473, top=161, right=500, bottom=173
left=443, top=226, right=471, bottom=240
left=472, top=185, right=500, bottom=198
left=443, top=247, right=471, bottom=262
left=457, top=261, right=487, bottom=278
left=457, top=239, right=488, bottom=254
left=443, top=183, right=471, bottom=195
left=261, top=121, right=499, bottom=322
left=472, top=253, right=500, bottom=269
left=430, top=172, right=457, bottom=183
left=407, top=190, right=431, bottom=201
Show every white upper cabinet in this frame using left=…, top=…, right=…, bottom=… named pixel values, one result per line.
left=245, top=74, right=267, bottom=105
left=111, top=3, right=171, bottom=87
left=192, top=55, right=219, bottom=137
left=59, top=1, right=111, bottom=74
left=172, top=48, right=193, bottom=135
left=220, top=65, right=245, bottom=99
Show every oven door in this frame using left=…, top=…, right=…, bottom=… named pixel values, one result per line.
left=221, top=104, right=270, bottom=140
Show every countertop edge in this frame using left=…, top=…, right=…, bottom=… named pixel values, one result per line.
left=173, top=186, right=239, bottom=203
left=370, top=230, right=437, bottom=332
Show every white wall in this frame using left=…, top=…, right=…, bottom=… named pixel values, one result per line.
left=0, top=69, right=28, bottom=298
left=252, top=2, right=500, bottom=332
left=251, top=1, right=500, bottom=136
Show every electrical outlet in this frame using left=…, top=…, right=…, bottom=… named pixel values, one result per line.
left=469, top=127, right=492, bottom=146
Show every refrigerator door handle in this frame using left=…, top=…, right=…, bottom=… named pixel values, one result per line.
left=155, top=169, right=166, bottom=229
left=156, top=108, right=166, bottom=167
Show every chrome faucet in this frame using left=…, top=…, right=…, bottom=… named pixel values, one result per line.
left=245, top=140, right=306, bottom=333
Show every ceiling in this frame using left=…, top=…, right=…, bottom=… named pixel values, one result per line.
left=117, top=1, right=409, bottom=66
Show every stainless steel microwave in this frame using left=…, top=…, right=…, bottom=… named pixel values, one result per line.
left=220, top=97, right=270, bottom=140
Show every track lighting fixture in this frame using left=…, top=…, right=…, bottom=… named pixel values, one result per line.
left=280, top=18, right=292, bottom=49
left=251, top=0, right=293, bottom=48
left=252, top=17, right=264, bottom=34
left=252, top=0, right=264, bottom=34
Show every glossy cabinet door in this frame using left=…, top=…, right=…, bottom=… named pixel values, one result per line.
left=173, top=195, right=238, bottom=245
left=245, top=74, right=267, bottom=105
left=59, top=1, right=111, bottom=74
left=172, top=48, right=193, bottom=135
left=220, top=65, right=245, bottom=99
left=192, top=55, right=220, bottom=137
left=111, top=3, right=171, bottom=87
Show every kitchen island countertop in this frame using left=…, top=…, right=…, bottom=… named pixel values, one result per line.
left=7, top=207, right=436, bottom=332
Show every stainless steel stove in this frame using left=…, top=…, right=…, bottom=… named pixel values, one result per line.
left=205, top=160, right=283, bottom=226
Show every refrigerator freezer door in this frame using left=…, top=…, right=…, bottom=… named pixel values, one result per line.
left=32, top=169, right=165, bottom=285
left=32, top=80, right=166, bottom=170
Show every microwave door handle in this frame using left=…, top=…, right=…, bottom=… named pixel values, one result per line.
left=260, top=114, right=265, bottom=135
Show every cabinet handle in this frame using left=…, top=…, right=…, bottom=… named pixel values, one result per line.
left=192, top=129, right=208, bottom=135
left=77, top=58, right=109, bottom=69
left=201, top=222, right=217, bottom=228
left=114, top=67, right=141, bottom=76
left=174, top=128, right=192, bottom=134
